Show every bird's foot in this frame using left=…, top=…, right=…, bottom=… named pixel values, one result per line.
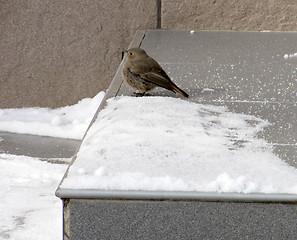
left=134, top=92, right=150, bottom=97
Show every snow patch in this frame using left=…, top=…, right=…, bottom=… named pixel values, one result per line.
left=284, top=52, right=297, bottom=59
left=0, top=92, right=105, bottom=139
left=61, top=96, right=297, bottom=194
left=201, top=88, right=215, bottom=93
left=0, top=154, right=69, bottom=240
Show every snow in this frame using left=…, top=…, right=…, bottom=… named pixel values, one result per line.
left=0, top=154, right=69, bottom=240
left=284, top=52, right=297, bottom=59
left=0, top=93, right=104, bottom=239
left=61, top=96, right=297, bottom=194
left=0, top=92, right=105, bottom=140
left=201, top=88, right=215, bottom=93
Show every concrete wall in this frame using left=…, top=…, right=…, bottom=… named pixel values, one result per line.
left=1, top=0, right=297, bottom=108
left=0, top=0, right=157, bottom=108
left=162, top=0, right=297, bottom=31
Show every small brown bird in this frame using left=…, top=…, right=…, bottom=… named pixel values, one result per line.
left=122, top=47, right=189, bottom=98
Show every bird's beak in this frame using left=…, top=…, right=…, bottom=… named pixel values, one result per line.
left=121, top=49, right=127, bottom=60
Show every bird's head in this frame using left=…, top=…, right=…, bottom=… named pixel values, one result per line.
left=126, top=48, right=148, bottom=60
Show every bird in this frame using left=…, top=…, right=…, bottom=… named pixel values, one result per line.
left=122, top=47, right=189, bottom=98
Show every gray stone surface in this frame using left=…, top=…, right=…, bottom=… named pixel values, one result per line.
left=162, top=0, right=297, bottom=31
left=0, top=0, right=157, bottom=108
left=0, top=131, right=79, bottom=159
left=118, top=30, right=297, bottom=167
left=69, top=199, right=297, bottom=240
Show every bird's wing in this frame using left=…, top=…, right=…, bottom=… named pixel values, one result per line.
left=127, top=55, right=189, bottom=98
left=141, top=65, right=189, bottom=98
left=141, top=70, right=176, bottom=93
left=129, top=56, right=189, bottom=97
left=134, top=58, right=176, bottom=92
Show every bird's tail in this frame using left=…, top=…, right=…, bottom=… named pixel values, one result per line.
left=170, top=83, right=189, bottom=98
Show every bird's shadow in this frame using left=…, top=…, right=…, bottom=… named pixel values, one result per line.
left=130, top=87, right=227, bottom=100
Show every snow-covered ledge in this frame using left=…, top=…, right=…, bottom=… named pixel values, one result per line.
left=56, top=31, right=297, bottom=202
left=56, top=96, right=297, bottom=201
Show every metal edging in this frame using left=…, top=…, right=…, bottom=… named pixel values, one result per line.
left=56, top=189, right=297, bottom=203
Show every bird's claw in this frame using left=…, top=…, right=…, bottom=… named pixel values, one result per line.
left=134, top=92, right=148, bottom=97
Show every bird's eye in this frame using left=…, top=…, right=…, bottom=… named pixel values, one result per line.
left=129, top=52, right=133, bottom=56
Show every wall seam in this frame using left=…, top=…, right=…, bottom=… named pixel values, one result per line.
left=157, top=0, right=161, bottom=28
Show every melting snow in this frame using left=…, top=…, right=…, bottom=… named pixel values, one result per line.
left=61, top=96, right=297, bottom=194
left=0, top=92, right=105, bottom=139
left=284, top=52, right=297, bottom=59
left=0, top=154, right=69, bottom=239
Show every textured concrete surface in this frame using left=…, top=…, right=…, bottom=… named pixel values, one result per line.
left=69, top=199, right=297, bottom=240
left=0, top=0, right=157, bottom=108
left=162, top=0, right=297, bottom=31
